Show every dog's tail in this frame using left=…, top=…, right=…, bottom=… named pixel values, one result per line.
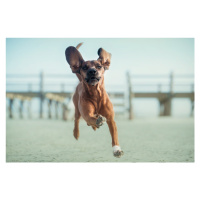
left=76, top=42, right=83, bottom=50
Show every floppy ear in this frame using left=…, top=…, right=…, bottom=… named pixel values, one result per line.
left=65, top=46, right=84, bottom=73
left=97, top=48, right=112, bottom=70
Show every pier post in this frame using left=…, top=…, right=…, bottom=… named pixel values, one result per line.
left=158, top=84, right=163, bottom=116
left=48, top=99, right=52, bottom=119
left=9, top=99, right=14, bottom=118
left=159, top=100, right=164, bottom=116
left=127, top=72, right=133, bottom=120
left=62, top=103, right=68, bottom=121
left=190, top=83, right=194, bottom=116
left=163, top=101, right=171, bottom=116
left=163, top=72, right=174, bottom=116
left=28, top=100, right=32, bottom=119
left=190, top=100, right=194, bottom=116
left=27, top=83, right=32, bottom=119
left=19, top=100, right=24, bottom=119
left=55, top=101, right=59, bottom=119
left=39, top=71, right=44, bottom=118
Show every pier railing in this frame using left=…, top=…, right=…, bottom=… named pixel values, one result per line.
left=6, top=72, right=126, bottom=119
left=6, top=72, right=194, bottom=120
left=127, top=72, right=194, bottom=119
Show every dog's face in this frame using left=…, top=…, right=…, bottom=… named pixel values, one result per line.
left=65, top=45, right=111, bottom=86
left=80, top=60, right=105, bottom=86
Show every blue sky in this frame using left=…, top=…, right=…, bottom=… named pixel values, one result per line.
left=6, top=38, right=194, bottom=76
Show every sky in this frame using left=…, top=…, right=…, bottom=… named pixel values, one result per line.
left=6, top=38, right=194, bottom=75
left=6, top=38, right=194, bottom=117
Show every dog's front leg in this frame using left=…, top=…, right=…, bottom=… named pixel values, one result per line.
left=106, top=119, right=119, bottom=146
left=100, top=98, right=124, bottom=158
left=79, top=102, right=106, bottom=128
left=106, top=118, right=124, bottom=158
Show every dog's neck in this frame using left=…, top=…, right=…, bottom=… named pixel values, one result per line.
left=82, top=77, right=105, bottom=97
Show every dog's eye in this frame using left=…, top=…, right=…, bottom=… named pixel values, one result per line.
left=82, top=66, right=88, bottom=70
left=97, top=65, right=102, bottom=69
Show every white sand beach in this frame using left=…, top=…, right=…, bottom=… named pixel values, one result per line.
left=6, top=117, right=194, bottom=162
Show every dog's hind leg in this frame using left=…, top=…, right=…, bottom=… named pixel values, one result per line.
left=73, top=108, right=80, bottom=140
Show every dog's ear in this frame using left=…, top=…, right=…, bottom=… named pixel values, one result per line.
left=65, top=46, right=84, bottom=73
left=97, top=48, right=112, bottom=70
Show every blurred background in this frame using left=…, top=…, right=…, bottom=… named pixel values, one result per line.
left=6, top=38, right=194, bottom=119
left=6, top=38, right=194, bottom=162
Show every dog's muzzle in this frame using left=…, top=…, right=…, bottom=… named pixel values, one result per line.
left=85, top=69, right=101, bottom=85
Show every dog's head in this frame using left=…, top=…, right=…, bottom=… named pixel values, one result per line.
left=65, top=43, right=111, bottom=86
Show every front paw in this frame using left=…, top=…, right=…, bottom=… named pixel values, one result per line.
left=96, top=115, right=106, bottom=128
left=113, top=145, right=124, bottom=158
left=113, top=150, right=124, bottom=158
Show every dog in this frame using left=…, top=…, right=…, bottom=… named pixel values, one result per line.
left=65, top=43, right=124, bottom=158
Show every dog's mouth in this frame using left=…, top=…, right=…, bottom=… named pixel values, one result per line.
left=85, top=76, right=101, bottom=85
left=90, top=76, right=100, bottom=81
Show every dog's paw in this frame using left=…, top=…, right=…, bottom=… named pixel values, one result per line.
left=113, top=145, right=124, bottom=158
left=96, top=115, right=106, bottom=128
left=113, top=150, right=124, bottom=158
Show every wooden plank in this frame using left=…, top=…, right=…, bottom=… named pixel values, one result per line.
left=7, top=91, right=194, bottom=100
left=6, top=92, right=73, bottom=99
left=132, top=92, right=194, bottom=99
left=49, top=92, right=73, bottom=97
left=115, top=111, right=126, bottom=114
left=113, top=103, right=125, bottom=107
left=133, top=92, right=168, bottom=98
left=173, top=93, right=194, bottom=98
left=108, top=92, right=124, bottom=98
left=6, top=92, right=39, bottom=98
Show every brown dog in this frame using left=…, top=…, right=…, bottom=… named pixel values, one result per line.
left=65, top=43, right=123, bottom=158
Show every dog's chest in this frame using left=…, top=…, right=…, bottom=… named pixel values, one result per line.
left=89, top=93, right=103, bottom=114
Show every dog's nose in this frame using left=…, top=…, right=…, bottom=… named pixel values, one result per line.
left=88, top=68, right=97, bottom=75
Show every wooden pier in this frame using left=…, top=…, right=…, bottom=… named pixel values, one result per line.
left=126, top=72, right=194, bottom=119
left=6, top=72, right=126, bottom=120
left=6, top=72, right=194, bottom=120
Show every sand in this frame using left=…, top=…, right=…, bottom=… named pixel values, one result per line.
left=6, top=117, right=194, bottom=162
